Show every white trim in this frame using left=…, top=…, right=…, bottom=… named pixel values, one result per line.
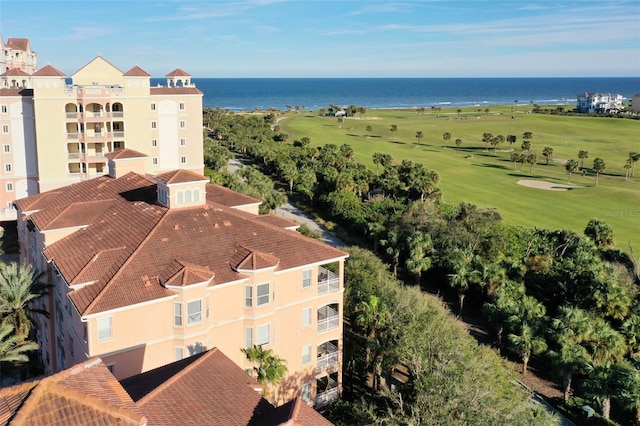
left=165, top=279, right=211, bottom=290
left=82, top=294, right=177, bottom=319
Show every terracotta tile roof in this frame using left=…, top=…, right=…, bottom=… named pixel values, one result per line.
left=123, top=66, right=151, bottom=77
left=0, top=68, right=30, bottom=77
left=105, top=149, right=148, bottom=159
left=0, top=358, right=146, bottom=425
left=17, top=171, right=347, bottom=316
left=205, top=184, right=260, bottom=207
left=0, top=88, right=33, bottom=97
left=254, top=214, right=300, bottom=229
left=31, top=65, right=65, bottom=77
left=150, top=87, right=203, bottom=96
left=256, top=397, right=334, bottom=426
left=165, top=68, right=191, bottom=77
left=6, top=38, right=30, bottom=51
left=156, top=169, right=208, bottom=184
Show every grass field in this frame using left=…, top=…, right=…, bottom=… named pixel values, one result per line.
left=280, top=106, right=640, bottom=254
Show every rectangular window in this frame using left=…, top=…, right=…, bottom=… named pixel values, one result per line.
left=97, top=316, right=112, bottom=341
left=1, top=105, right=7, bottom=114
left=245, top=327, right=253, bottom=348
left=302, top=269, right=312, bottom=288
left=187, top=299, right=202, bottom=325
left=3, top=144, right=9, bottom=153
left=150, top=103, right=156, bottom=111
left=245, top=286, right=253, bottom=308
left=302, top=307, right=312, bottom=328
left=151, top=139, right=157, bottom=147
left=1, top=124, right=8, bottom=134
left=257, top=324, right=270, bottom=346
left=174, top=302, right=182, bottom=326
left=152, top=157, right=158, bottom=165
left=6, top=182, right=13, bottom=192
left=151, top=121, right=157, bottom=129
left=257, top=283, right=270, bottom=306
left=302, top=345, right=311, bottom=364
left=4, top=164, right=11, bottom=173
left=175, top=347, right=184, bottom=361
left=180, top=156, right=187, bottom=164
left=179, top=102, right=185, bottom=110
left=180, top=138, right=186, bottom=146
left=301, top=382, right=311, bottom=403
left=179, top=120, right=186, bottom=129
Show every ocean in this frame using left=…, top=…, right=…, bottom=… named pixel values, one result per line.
left=150, top=77, right=640, bottom=112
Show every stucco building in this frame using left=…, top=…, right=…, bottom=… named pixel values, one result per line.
left=15, top=152, right=347, bottom=407
left=0, top=34, right=37, bottom=75
left=576, top=92, right=624, bottom=113
left=1, top=53, right=204, bottom=221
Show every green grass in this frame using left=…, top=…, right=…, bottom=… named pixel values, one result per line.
left=281, top=107, right=640, bottom=254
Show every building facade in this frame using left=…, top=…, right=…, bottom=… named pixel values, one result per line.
left=576, top=92, right=624, bottom=113
left=15, top=154, right=347, bottom=407
left=0, top=34, right=37, bottom=75
left=1, top=54, right=204, bottom=220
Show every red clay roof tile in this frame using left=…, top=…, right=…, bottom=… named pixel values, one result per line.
left=165, top=68, right=191, bottom=77
left=150, top=87, right=203, bottom=95
left=123, top=66, right=151, bottom=77
left=31, top=65, right=65, bottom=77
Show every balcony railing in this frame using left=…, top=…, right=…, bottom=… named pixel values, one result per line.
left=317, top=307, right=339, bottom=334
left=316, top=350, right=339, bottom=372
left=67, top=133, right=79, bottom=139
left=315, top=387, right=339, bottom=408
left=66, top=112, right=78, bottom=119
left=317, top=267, right=339, bottom=294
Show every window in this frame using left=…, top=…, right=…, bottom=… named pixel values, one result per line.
left=151, top=121, right=157, bottom=129
left=4, top=164, right=11, bottom=173
left=113, top=141, right=123, bottom=149
left=187, top=299, right=202, bottom=325
left=205, top=295, right=210, bottom=319
left=3, top=144, right=9, bottom=153
left=257, top=324, right=270, bottom=346
left=180, top=156, right=187, bottom=164
left=257, top=283, right=270, bottom=306
left=151, top=139, right=157, bottom=147
left=180, top=138, right=186, bottom=146
left=150, top=103, right=156, bottom=111
left=302, top=307, right=312, bottom=328
left=302, top=345, right=311, bottom=364
left=245, top=286, right=253, bottom=308
left=152, top=157, right=158, bottom=165
left=179, top=102, right=185, bottom=110
left=1, top=124, right=8, bottom=134
left=175, top=347, right=184, bottom=361
left=98, top=316, right=112, bottom=341
left=301, top=382, right=311, bottom=403
left=6, top=182, right=13, bottom=192
left=1, top=105, right=7, bottom=114
left=302, top=269, right=312, bottom=288
left=174, top=302, right=182, bottom=326
left=179, top=120, right=186, bottom=129
left=245, top=327, right=253, bottom=348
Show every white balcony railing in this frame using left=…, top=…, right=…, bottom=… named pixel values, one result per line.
left=317, top=306, right=339, bottom=334
left=316, top=350, right=339, bottom=372
left=315, top=387, right=339, bottom=408
left=317, top=267, right=339, bottom=294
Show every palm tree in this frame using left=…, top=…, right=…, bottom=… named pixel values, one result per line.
left=454, top=138, right=462, bottom=152
left=508, top=323, right=548, bottom=374
left=405, top=231, right=432, bottom=284
left=565, top=159, right=579, bottom=183
left=521, top=140, right=531, bottom=152
left=442, top=132, right=451, bottom=147
left=629, top=151, right=640, bottom=177
left=592, top=157, right=605, bottom=185
left=366, top=125, right=373, bottom=137
left=415, top=131, right=423, bottom=147
left=447, top=252, right=480, bottom=313
left=241, top=345, right=288, bottom=392
left=380, top=230, right=401, bottom=277
left=522, top=131, right=533, bottom=140
left=390, top=124, right=398, bottom=138
left=617, top=362, right=640, bottom=425
left=482, top=132, right=493, bottom=151
left=506, top=134, right=517, bottom=149
left=526, top=153, right=537, bottom=172
left=578, top=150, right=589, bottom=169
left=0, top=262, right=50, bottom=339
left=625, top=158, right=633, bottom=181
left=0, top=322, right=39, bottom=381
left=510, top=152, right=520, bottom=169
left=355, top=295, right=390, bottom=393
left=542, top=146, right=553, bottom=165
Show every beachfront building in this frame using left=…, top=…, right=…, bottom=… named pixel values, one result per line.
left=15, top=152, right=348, bottom=407
left=576, top=92, right=624, bottom=113
left=0, top=34, right=37, bottom=75
left=630, top=93, right=640, bottom=111
left=0, top=349, right=333, bottom=425
left=0, top=54, right=204, bottom=221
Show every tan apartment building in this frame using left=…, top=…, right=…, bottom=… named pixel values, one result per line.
left=15, top=152, right=348, bottom=407
left=0, top=34, right=37, bottom=75
left=1, top=53, right=204, bottom=220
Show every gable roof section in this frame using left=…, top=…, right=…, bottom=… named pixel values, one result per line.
left=123, top=66, right=151, bottom=77
left=72, top=55, right=123, bottom=76
left=165, top=68, right=191, bottom=77
left=31, top=65, right=65, bottom=77
left=0, top=358, right=145, bottom=425
left=205, top=184, right=260, bottom=208
left=6, top=38, right=31, bottom=51
left=0, top=68, right=30, bottom=77
left=0, top=88, right=33, bottom=98
left=159, top=259, right=215, bottom=287
left=156, top=169, right=208, bottom=185
left=230, top=245, right=280, bottom=271
left=255, top=397, right=333, bottom=426
left=105, top=149, right=148, bottom=160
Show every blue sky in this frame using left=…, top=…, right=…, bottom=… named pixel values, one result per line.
left=1, top=0, right=639, bottom=78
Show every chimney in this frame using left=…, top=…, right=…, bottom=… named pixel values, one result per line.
left=105, top=149, right=149, bottom=178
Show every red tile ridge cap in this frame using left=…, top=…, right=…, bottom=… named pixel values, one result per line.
left=82, top=208, right=170, bottom=315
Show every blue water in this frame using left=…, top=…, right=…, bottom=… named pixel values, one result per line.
left=151, top=77, right=639, bottom=111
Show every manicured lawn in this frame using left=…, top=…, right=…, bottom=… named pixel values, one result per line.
left=281, top=107, right=640, bottom=253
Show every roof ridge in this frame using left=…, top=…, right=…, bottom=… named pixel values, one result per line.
left=69, top=246, right=127, bottom=285
left=83, top=208, right=171, bottom=315
left=138, top=348, right=220, bottom=404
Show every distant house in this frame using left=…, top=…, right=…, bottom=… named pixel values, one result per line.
left=630, top=93, right=640, bottom=111
left=334, top=110, right=346, bottom=118
left=576, top=92, right=624, bottom=113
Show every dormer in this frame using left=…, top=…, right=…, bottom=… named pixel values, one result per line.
left=155, top=170, right=208, bottom=209
left=165, top=68, right=193, bottom=88
left=105, top=149, right=148, bottom=178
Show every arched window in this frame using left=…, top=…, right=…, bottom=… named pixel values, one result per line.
left=193, top=189, right=200, bottom=203
left=177, top=191, right=184, bottom=205
left=185, top=189, right=192, bottom=204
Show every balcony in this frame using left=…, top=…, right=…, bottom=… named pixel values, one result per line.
left=316, top=341, right=339, bottom=372
left=317, top=267, right=339, bottom=294
left=317, top=305, right=339, bottom=334
left=315, top=373, right=339, bottom=408
left=67, top=133, right=79, bottom=140
left=65, top=112, right=78, bottom=119
left=0, top=207, right=17, bottom=222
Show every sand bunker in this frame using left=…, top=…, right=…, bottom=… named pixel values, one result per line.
left=517, top=180, right=584, bottom=191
